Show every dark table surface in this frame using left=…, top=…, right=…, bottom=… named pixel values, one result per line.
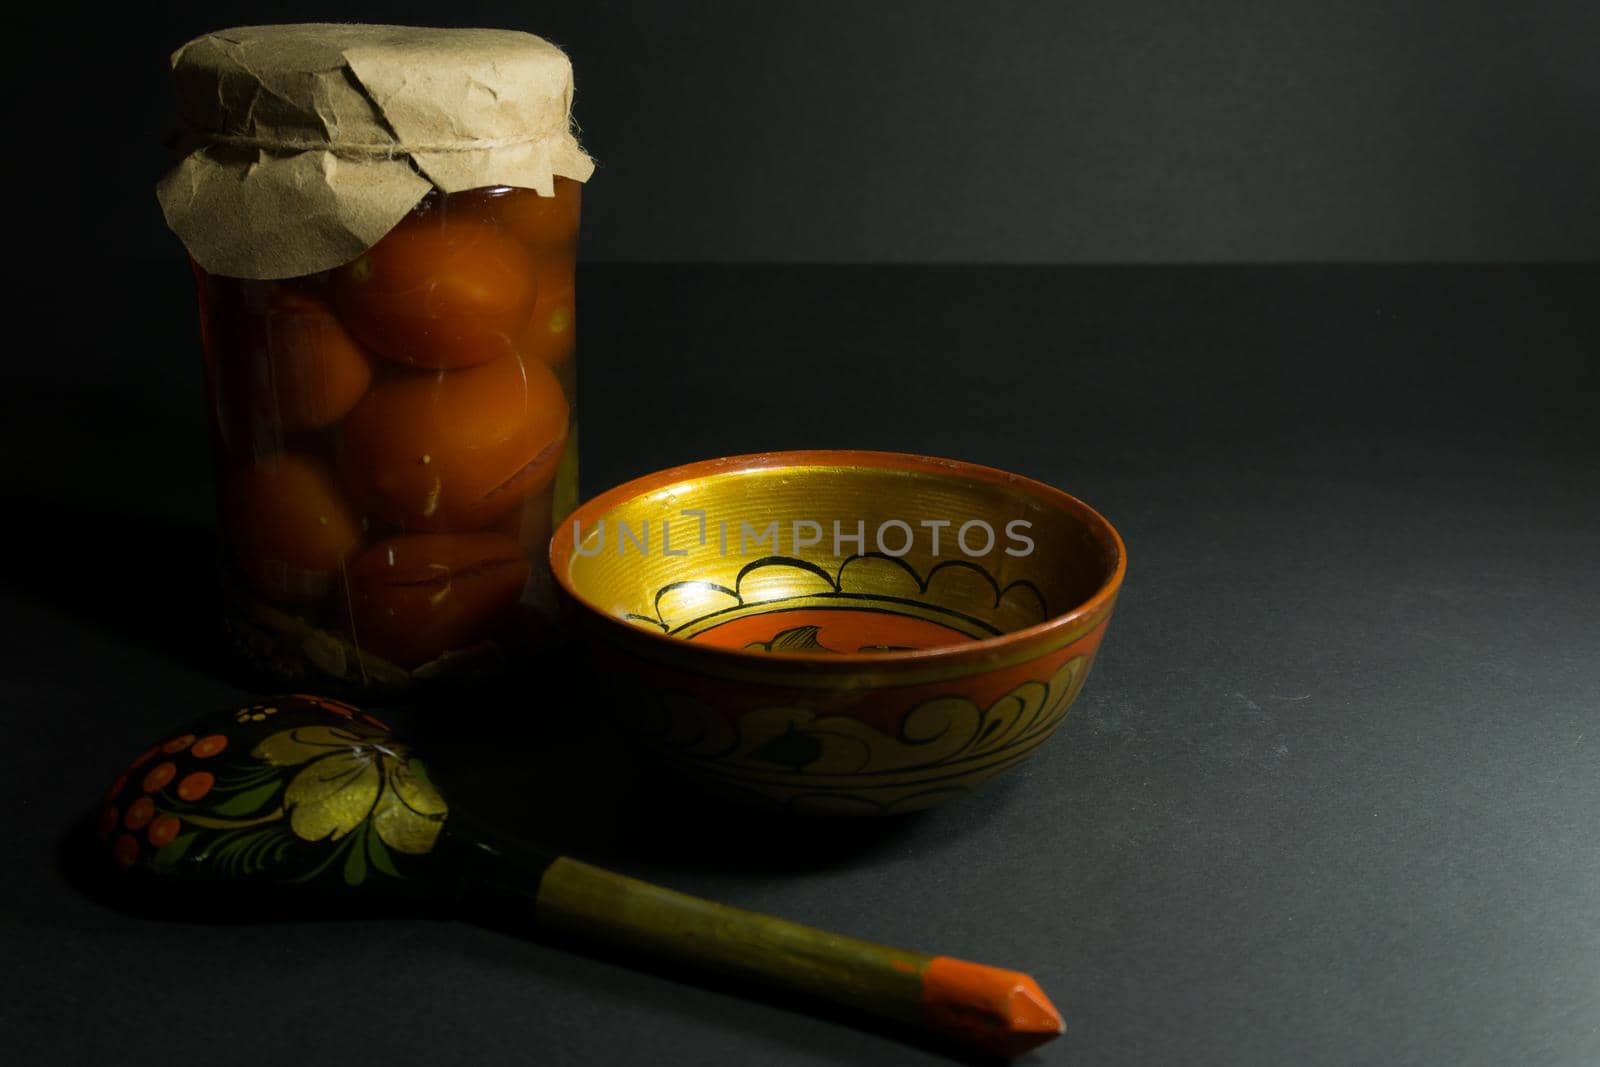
left=3, top=264, right=1596, bottom=1066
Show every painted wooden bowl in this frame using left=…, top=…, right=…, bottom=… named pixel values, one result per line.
left=549, top=451, right=1126, bottom=815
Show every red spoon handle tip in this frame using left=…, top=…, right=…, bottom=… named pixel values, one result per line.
left=921, top=957, right=1065, bottom=1059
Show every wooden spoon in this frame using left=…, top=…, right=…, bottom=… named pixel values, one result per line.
left=93, top=694, right=1062, bottom=1058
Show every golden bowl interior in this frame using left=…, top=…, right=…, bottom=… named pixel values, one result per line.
left=560, top=458, right=1118, bottom=657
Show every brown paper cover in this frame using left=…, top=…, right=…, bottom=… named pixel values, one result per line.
left=158, top=24, right=594, bottom=280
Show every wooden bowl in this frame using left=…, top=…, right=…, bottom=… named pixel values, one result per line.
left=549, top=451, right=1126, bottom=815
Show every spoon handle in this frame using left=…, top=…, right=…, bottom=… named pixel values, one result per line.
left=455, top=827, right=1061, bottom=1059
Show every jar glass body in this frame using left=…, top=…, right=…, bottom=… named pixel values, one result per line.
left=191, top=181, right=581, bottom=690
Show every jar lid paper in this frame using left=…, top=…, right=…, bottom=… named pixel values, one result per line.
left=158, top=24, right=595, bottom=280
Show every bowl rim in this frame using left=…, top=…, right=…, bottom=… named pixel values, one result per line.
left=548, top=450, right=1127, bottom=668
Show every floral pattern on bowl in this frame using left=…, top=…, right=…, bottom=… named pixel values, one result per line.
left=552, top=451, right=1126, bottom=815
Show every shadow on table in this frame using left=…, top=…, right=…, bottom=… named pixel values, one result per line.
left=490, top=916, right=1025, bottom=1066
left=0, top=490, right=257, bottom=686
left=55, top=813, right=1018, bottom=1067
left=403, top=679, right=1025, bottom=877
left=14, top=492, right=1017, bottom=885
left=13, top=480, right=1016, bottom=879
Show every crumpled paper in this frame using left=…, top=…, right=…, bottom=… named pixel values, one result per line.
left=158, top=24, right=594, bottom=280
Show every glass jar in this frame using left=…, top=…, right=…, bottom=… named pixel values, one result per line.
left=192, top=180, right=581, bottom=689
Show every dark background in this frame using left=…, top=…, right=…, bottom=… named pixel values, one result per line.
left=4, top=5, right=1599, bottom=1067
left=21, top=0, right=1600, bottom=265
